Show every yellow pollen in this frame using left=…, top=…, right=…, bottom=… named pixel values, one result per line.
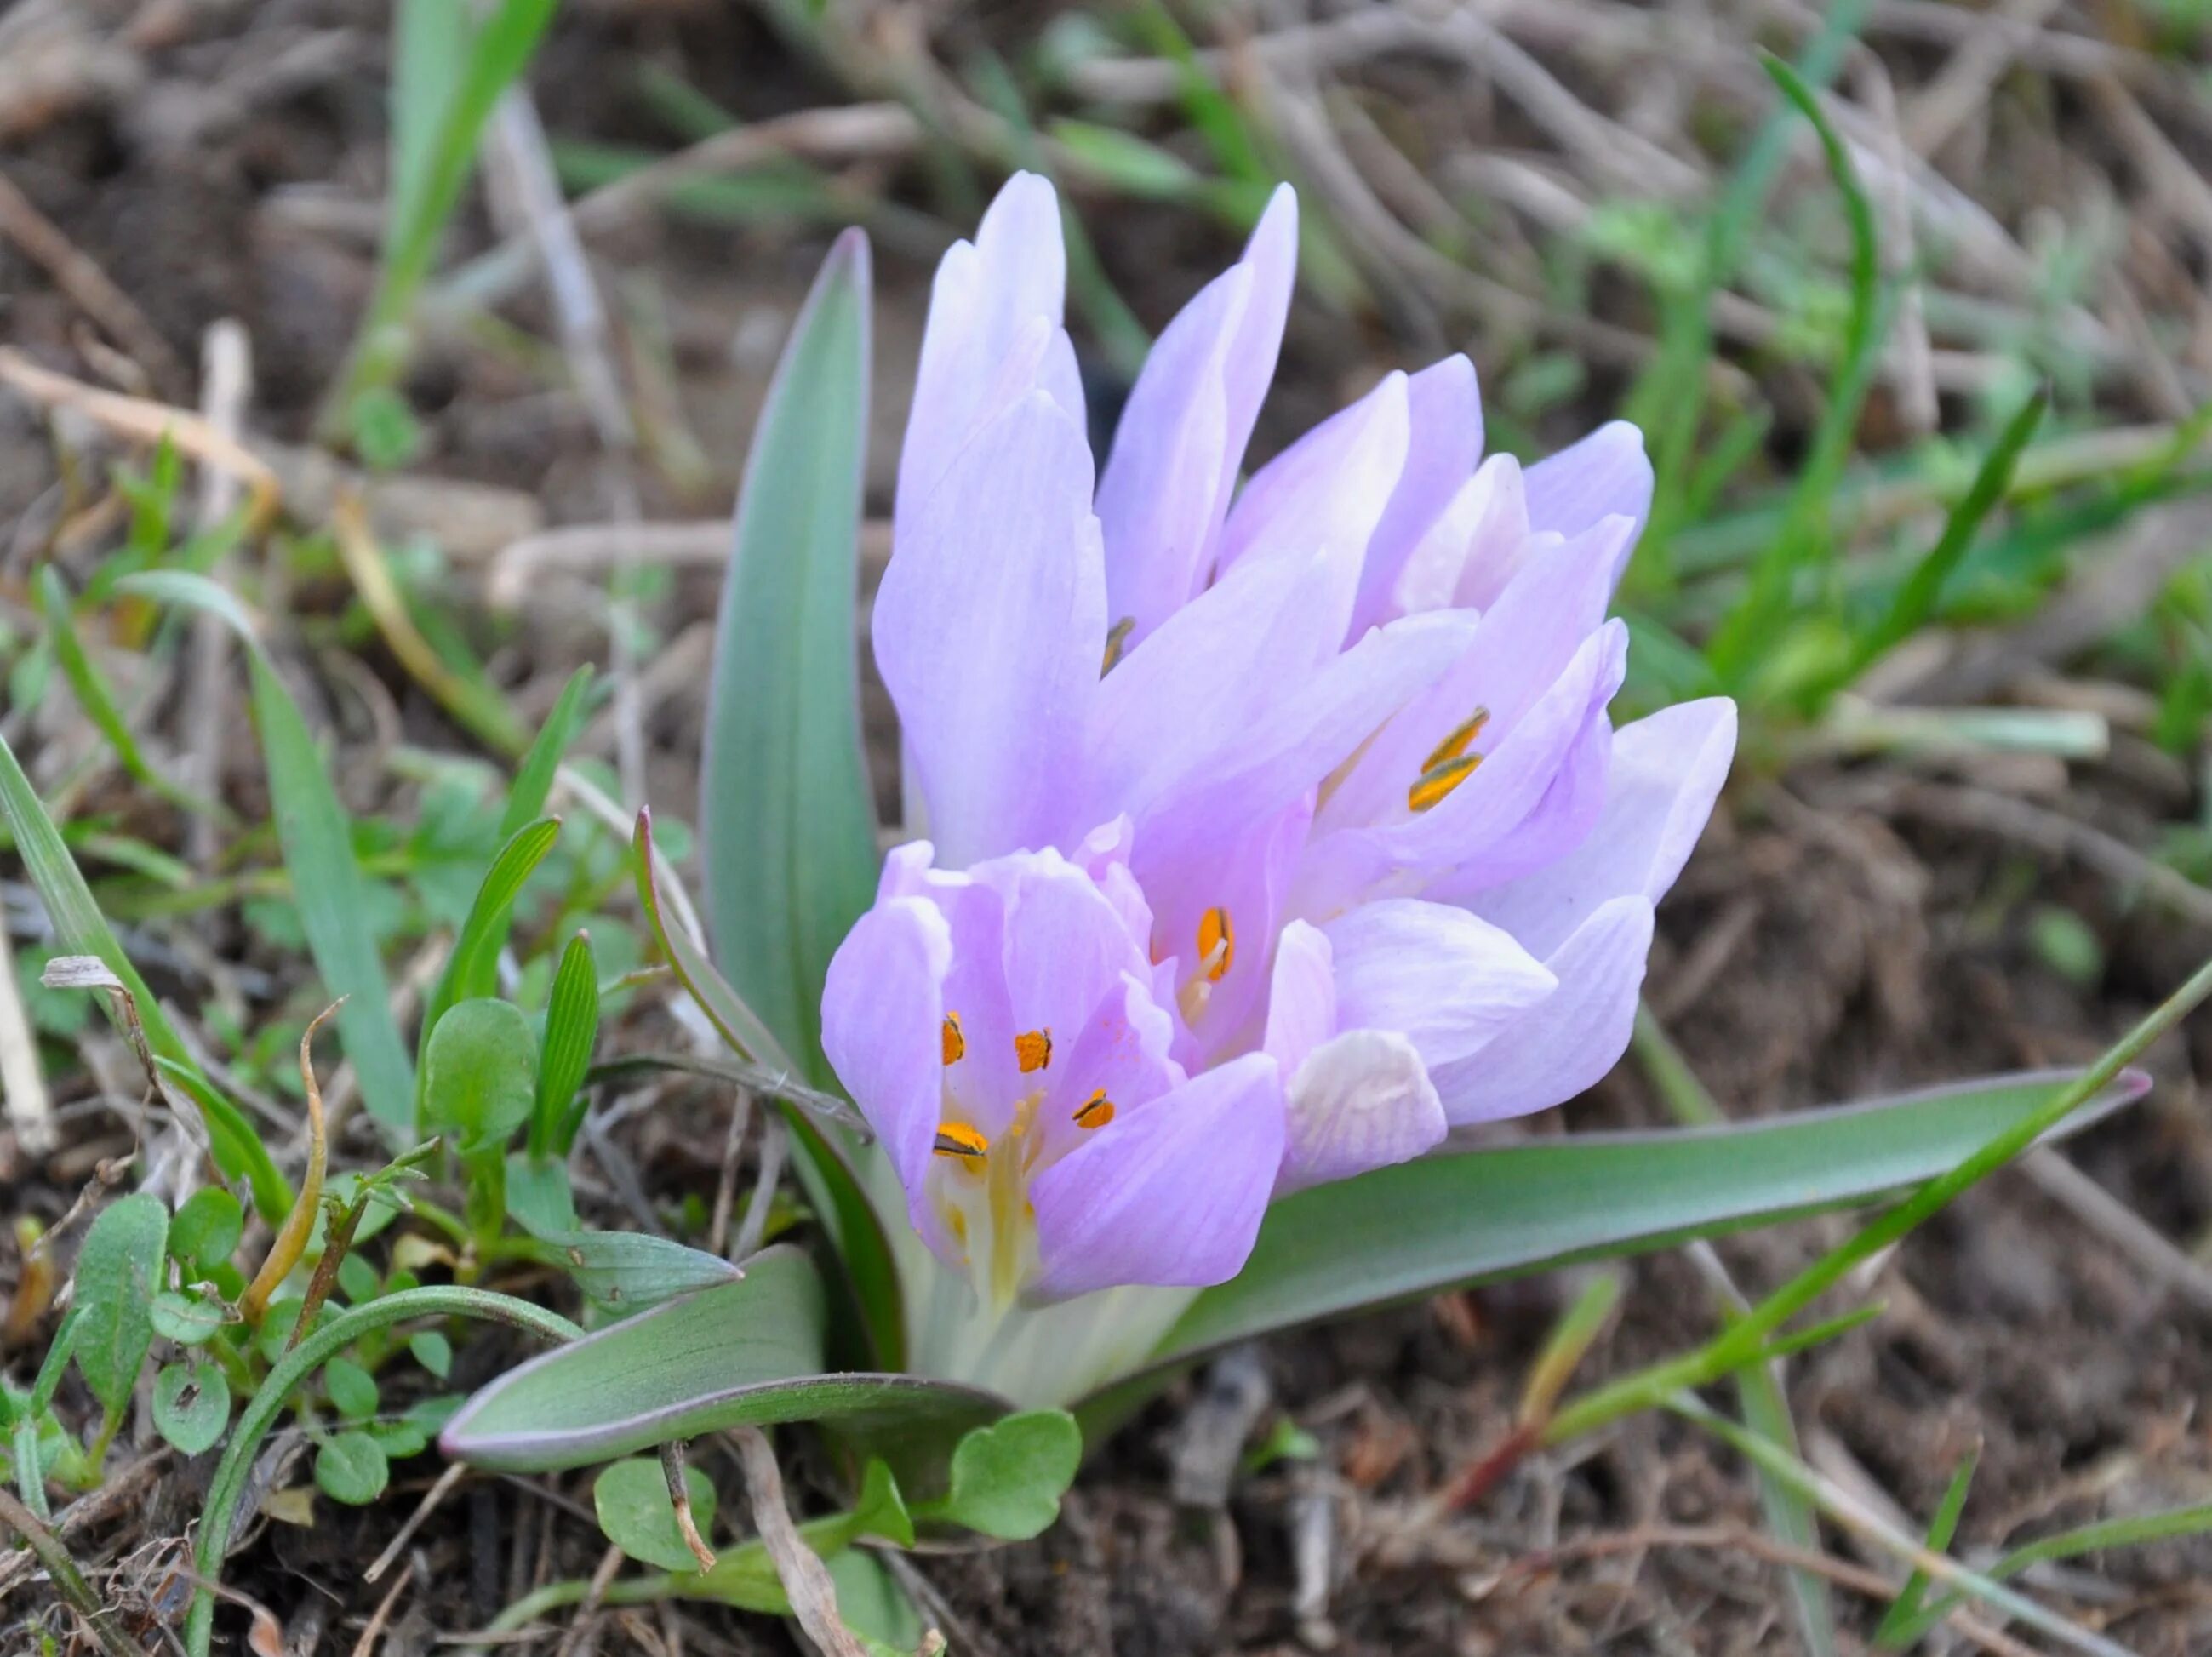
left=1074, top=1088, right=1115, bottom=1129
left=940, top=1012, right=965, bottom=1066
left=932, top=1123, right=988, bottom=1160
left=1409, top=752, right=1482, bottom=813
left=1197, top=906, right=1234, bottom=984
left=1422, top=706, right=1491, bottom=773
left=1015, top=1029, right=1053, bottom=1073
left=1101, top=616, right=1136, bottom=674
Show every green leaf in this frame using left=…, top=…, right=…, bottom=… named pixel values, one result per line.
left=1157, top=1068, right=2146, bottom=1370
left=517, top=1218, right=741, bottom=1314
left=409, top=1330, right=454, bottom=1380
left=323, top=1357, right=380, bottom=1422
left=314, top=1430, right=390, bottom=1505
left=499, top=666, right=595, bottom=843
left=71, top=1194, right=169, bottom=1420
left=150, top=1290, right=226, bottom=1346
left=152, top=1361, right=230, bottom=1456
left=504, top=1152, right=577, bottom=1234
left=828, top=1549, right=926, bottom=1652
left=421, top=998, right=538, bottom=1153
left=169, top=1189, right=243, bottom=1273
left=698, top=229, right=878, bottom=1083
left=440, top=1246, right=1004, bottom=1472
left=416, top=818, right=561, bottom=1102
left=1875, top=1445, right=1977, bottom=1647
left=593, top=1457, right=719, bottom=1573
left=532, top=929, right=598, bottom=1157
left=120, top=570, right=417, bottom=1139
left=849, top=1458, right=915, bottom=1547
left=930, top=1410, right=1082, bottom=1540
left=635, top=809, right=796, bottom=1071
left=0, top=728, right=287, bottom=1217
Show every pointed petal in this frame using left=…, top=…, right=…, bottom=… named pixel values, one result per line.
left=1323, top=899, right=1555, bottom=1070
left=993, top=848, right=1157, bottom=1052
left=1037, top=973, right=1182, bottom=1168
left=1351, top=355, right=1484, bottom=637
left=1523, top=420, right=1651, bottom=586
left=1472, top=697, right=1736, bottom=957
left=820, top=896, right=953, bottom=1244
left=1027, top=1052, right=1284, bottom=1300
left=873, top=391, right=1105, bottom=865
left=1215, top=370, right=1411, bottom=585
left=1261, top=919, right=1336, bottom=1077
left=1277, top=1029, right=1447, bottom=1193
left=896, top=174, right=1079, bottom=523
left=1428, top=896, right=1655, bottom=1123
left=1216, top=185, right=1298, bottom=501
left=1095, top=268, right=1246, bottom=640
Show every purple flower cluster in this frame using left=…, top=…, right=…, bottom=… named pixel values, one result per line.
left=824, top=175, right=1735, bottom=1311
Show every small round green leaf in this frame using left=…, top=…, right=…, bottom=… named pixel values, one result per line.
left=409, top=1329, right=453, bottom=1379
left=152, top=1360, right=230, bottom=1456
left=940, top=1410, right=1081, bottom=1540
left=150, top=1289, right=226, bottom=1346
left=169, top=1189, right=243, bottom=1272
left=422, top=998, right=539, bottom=1153
left=314, top=1431, right=390, bottom=1505
left=369, top=1418, right=428, bottom=1460
left=593, top=1457, right=717, bottom=1574
left=323, top=1357, right=380, bottom=1422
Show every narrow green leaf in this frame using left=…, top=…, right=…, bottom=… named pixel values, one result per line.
left=634, top=810, right=903, bottom=1368
left=152, top=1360, right=230, bottom=1456
left=1156, top=1069, right=2145, bottom=1371
left=1732, top=1330, right=1835, bottom=1655
left=440, top=1247, right=1003, bottom=1472
left=517, top=1217, right=742, bottom=1314
left=421, top=998, right=538, bottom=1153
left=929, top=1410, right=1082, bottom=1540
left=120, top=570, right=416, bottom=1138
left=71, top=1194, right=169, bottom=1420
left=533, top=929, right=598, bottom=1157
left=1875, top=1444, right=1978, bottom=1647
left=415, top=816, right=561, bottom=1107
left=0, top=729, right=286, bottom=1213
left=594, top=1458, right=719, bottom=1573
left=499, top=666, right=595, bottom=843
left=698, top=228, right=879, bottom=1083
left=1849, top=389, right=2049, bottom=681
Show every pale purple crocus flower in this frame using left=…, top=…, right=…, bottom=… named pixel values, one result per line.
left=822, top=174, right=1736, bottom=1354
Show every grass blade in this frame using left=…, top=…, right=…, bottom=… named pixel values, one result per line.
left=699, top=228, right=879, bottom=1084
left=118, top=570, right=417, bottom=1139
left=1875, top=1445, right=1978, bottom=1647
left=533, top=929, right=599, bottom=1157
left=500, top=666, right=595, bottom=843
left=415, top=815, right=562, bottom=1106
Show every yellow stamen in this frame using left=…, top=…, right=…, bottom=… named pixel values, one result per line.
left=1015, top=1029, right=1053, bottom=1073
left=1197, top=906, right=1234, bottom=983
left=1409, top=752, right=1482, bottom=812
left=1074, top=1088, right=1115, bottom=1129
left=940, top=1011, right=965, bottom=1066
left=1102, top=616, right=1136, bottom=674
left=932, top=1123, right=988, bottom=1160
left=1421, top=706, right=1491, bottom=773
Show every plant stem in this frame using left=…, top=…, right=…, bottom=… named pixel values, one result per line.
left=0, top=1483, right=151, bottom=1657
left=185, top=1286, right=581, bottom=1657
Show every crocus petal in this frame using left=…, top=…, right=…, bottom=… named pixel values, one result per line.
left=874, top=391, right=1106, bottom=865
left=1523, top=420, right=1651, bottom=586
left=896, top=174, right=1080, bottom=523
left=1214, top=370, right=1411, bottom=584
left=1351, top=355, right=1484, bottom=637
left=821, top=896, right=953, bottom=1245
left=1036, top=973, right=1182, bottom=1169
left=1425, top=689, right=1614, bottom=903
left=1323, top=899, right=1555, bottom=1070
left=1277, top=1028, right=1446, bottom=1194
left=1028, top=1053, right=1284, bottom=1300
left=1261, top=919, right=1336, bottom=1077
left=1215, top=185, right=1299, bottom=507
left=1472, top=697, right=1737, bottom=957
left=1427, top=895, right=1655, bottom=1123
left=994, top=848, right=1157, bottom=1050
